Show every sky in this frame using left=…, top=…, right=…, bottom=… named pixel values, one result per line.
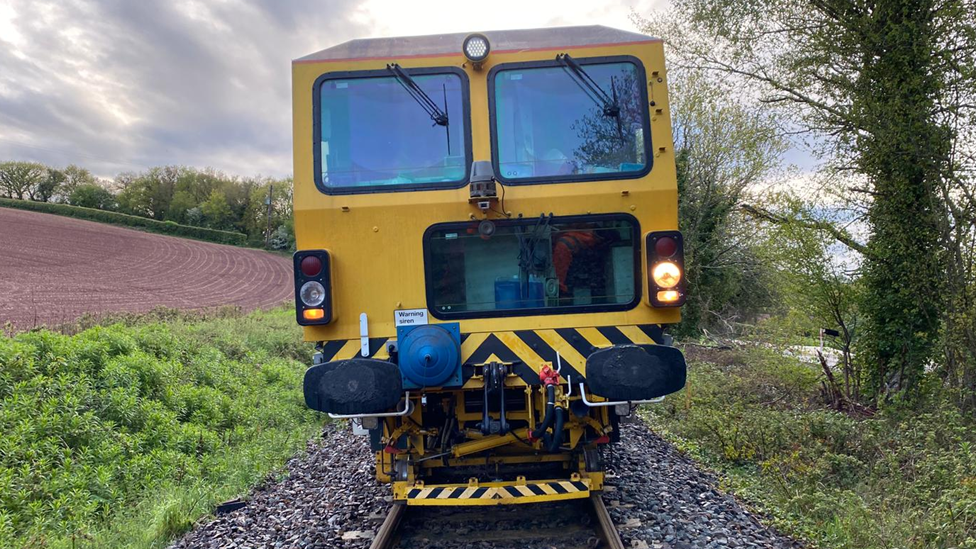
left=0, top=0, right=665, bottom=179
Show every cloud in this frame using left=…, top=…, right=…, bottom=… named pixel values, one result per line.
left=0, top=0, right=661, bottom=179
left=0, top=0, right=369, bottom=178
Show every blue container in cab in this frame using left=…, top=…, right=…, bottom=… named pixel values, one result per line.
left=494, top=276, right=544, bottom=309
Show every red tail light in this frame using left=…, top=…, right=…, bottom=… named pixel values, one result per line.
left=654, top=236, right=677, bottom=257
left=300, top=256, right=322, bottom=277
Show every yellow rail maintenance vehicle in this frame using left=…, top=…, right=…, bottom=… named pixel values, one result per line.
left=292, top=26, right=686, bottom=506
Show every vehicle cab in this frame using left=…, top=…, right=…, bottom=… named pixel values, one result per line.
left=291, top=26, right=686, bottom=506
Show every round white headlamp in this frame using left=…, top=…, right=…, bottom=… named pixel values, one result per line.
left=652, top=261, right=682, bottom=289
left=300, top=281, right=326, bottom=307
left=463, top=33, right=490, bottom=63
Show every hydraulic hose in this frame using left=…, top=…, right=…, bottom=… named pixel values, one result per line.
left=546, top=407, right=566, bottom=453
left=531, top=384, right=556, bottom=441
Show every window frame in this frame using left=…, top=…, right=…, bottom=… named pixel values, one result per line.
left=312, top=66, right=473, bottom=195
left=487, top=55, right=653, bottom=186
left=423, top=213, right=643, bottom=320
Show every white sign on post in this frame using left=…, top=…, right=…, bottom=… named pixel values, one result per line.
left=394, top=309, right=429, bottom=327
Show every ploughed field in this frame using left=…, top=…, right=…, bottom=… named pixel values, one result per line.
left=0, top=207, right=292, bottom=329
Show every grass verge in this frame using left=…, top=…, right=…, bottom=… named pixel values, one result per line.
left=643, top=345, right=976, bottom=549
left=0, top=198, right=247, bottom=246
left=0, top=307, right=322, bottom=549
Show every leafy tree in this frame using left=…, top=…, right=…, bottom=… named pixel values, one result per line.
left=640, top=0, right=976, bottom=399
left=115, top=166, right=182, bottom=220
left=166, top=190, right=198, bottom=224
left=222, top=177, right=259, bottom=232
left=61, top=164, right=97, bottom=191
left=757, top=195, right=863, bottom=402
left=243, top=179, right=293, bottom=243
left=0, top=161, right=47, bottom=200
left=668, top=72, right=785, bottom=335
left=68, top=183, right=116, bottom=210
left=36, top=168, right=65, bottom=203
left=200, top=189, right=234, bottom=230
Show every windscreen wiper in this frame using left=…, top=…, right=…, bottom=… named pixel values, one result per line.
left=387, top=63, right=449, bottom=127
left=387, top=63, right=451, bottom=153
left=556, top=53, right=623, bottom=139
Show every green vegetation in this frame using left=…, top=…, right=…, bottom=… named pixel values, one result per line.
left=0, top=162, right=293, bottom=250
left=646, top=345, right=976, bottom=549
left=636, top=5, right=976, bottom=543
left=0, top=307, right=321, bottom=549
left=0, top=198, right=248, bottom=246
left=641, top=0, right=976, bottom=404
left=668, top=72, right=784, bottom=336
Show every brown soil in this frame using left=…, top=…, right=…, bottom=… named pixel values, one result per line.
left=0, top=207, right=293, bottom=331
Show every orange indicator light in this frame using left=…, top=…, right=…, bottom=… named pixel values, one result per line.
left=657, top=290, right=680, bottom=303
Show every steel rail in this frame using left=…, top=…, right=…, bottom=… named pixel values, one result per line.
left=368, top=503, right=406, bottom=549
left=366, top=494, right=624, bottom=549
left=590, top=494, right=626, bottom=549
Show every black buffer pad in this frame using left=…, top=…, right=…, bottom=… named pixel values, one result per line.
left=585, top=344, right=686, bottom=401
left=304, top=358, right=403, bottom=415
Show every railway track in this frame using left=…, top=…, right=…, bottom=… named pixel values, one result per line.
left=368, top=495, right=625, bottom=549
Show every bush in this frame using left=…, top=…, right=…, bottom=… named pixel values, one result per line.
left=0, top=307, right=321, bottom=549
left=645, top=345, right=976, bottom=549
left=0, top=198, right=247, bottom=246
left=67, top=184, right=116, bottom=211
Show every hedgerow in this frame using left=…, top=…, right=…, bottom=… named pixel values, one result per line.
left=0, top=308, right=320, bottom=549
left=0, top=198, right=247, bottom=246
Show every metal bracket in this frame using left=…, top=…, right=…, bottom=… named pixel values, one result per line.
left=478, top=362, right=510, bottom=435
left=359, top=313, right=369, bottom=357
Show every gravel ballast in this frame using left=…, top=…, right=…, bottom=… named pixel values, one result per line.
left=605, top=423, right=802, bottom=549
left=171, top=422, right=801, bottom=548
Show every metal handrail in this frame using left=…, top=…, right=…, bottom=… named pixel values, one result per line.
left=577, top=382, right=664, bottom=407
left=328, top=392, right=415, bottom=419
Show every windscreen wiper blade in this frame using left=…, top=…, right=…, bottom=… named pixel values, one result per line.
left=556, top=53, right=624, bottom=139
left=387, top=63, right=449, bottom=127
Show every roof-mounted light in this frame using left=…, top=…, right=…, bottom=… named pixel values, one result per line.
left=462, top=33, right=490, bottom=67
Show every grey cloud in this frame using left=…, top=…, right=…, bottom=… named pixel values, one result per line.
left=0, top=0, right=368, bottom=178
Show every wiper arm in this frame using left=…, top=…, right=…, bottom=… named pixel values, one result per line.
left=556, top=53, right=623, bottom=139
left=556, top=53, right=620, bottom=118
left=387, top=63, right=449, bottom=127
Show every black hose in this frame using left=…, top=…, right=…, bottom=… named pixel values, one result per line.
left=531, top=384, right=556, bottom=440
left=546, top=407, right=566, bottom=452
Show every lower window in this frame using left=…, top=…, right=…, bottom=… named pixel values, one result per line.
left=425, top=214, right=640, bottom=318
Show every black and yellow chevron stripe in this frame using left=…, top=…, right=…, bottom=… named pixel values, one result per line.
left=317, top=324, right=665, bottom=380
left=404, top=479, right=590, bottom=505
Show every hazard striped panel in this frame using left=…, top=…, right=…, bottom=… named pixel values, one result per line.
left=316, top=325, right=665, bottom=377
left=404, top=479, right=590, bottom=506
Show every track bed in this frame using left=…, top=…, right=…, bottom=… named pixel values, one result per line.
left=372, top=497, right=622, bottom=549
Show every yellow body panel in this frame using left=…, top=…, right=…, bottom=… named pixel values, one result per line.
left=291, top=39, right=678, bottom=342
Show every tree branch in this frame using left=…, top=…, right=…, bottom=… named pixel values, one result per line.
left=740, top=203, right=871, bottom=257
